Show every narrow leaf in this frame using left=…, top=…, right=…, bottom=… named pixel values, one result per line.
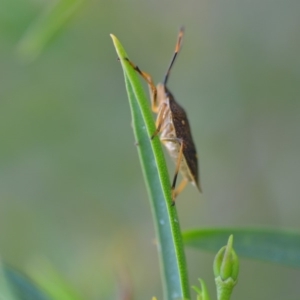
left=183, top=228, right=300, bottom=267
left=2, top=264, right=51, bottom=300
left=26, top=258, right=83, bottom=300
left=16, top=0, right=84, bottom=62
left=0, top=262, right=18, bottom=300
left=111, top=34, right=190, bottom=300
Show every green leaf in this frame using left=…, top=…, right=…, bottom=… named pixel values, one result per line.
left=192, top=278, right=211, bottom=300
left=26, top=258, right=83, bottom=300
left=2, top=264, right=51, bottom=300
left=16, top=0, right=84, bottom=62
left=183, top=228, right=300, bottom=267
left=0, top=262, right=18, bottom=300
left=111, top=34, right=190, bottom=300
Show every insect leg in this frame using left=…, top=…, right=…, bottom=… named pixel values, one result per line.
left=171, top=140, right=184, bottom=205
left=151, top=103, right=168, bottom=139
left=160, top=137, right=184, bottom=205
left=173, top=178, right=188, bottom=200
left=124, top=58, right=159, bottom=113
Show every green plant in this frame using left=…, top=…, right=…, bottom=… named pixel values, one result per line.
left=1, top=2, right=300, bottom=297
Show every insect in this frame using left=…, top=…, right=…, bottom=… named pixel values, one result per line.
left=126, top=27, right=201, bottom=205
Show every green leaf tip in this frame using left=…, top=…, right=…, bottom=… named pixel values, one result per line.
left=110, top=34, right=117, bottom=43
left=192, top=279, right=211, bottom=300
left=110, top=33, right=128, bottom=62
left=213, top=235, right=239, bottom=300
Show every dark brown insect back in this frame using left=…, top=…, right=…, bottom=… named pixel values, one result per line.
left=126, top=27, right=201, bottom=205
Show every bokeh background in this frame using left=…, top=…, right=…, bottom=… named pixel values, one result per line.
left=1, top=0, right=300, bottom=299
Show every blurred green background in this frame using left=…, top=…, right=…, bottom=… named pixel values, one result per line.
left=1, top=0, right=300, bottom=299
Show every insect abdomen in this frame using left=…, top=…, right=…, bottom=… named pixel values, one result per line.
left=159, top=110, right=197, bottom=185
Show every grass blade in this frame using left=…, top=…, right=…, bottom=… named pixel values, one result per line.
left=111, top=34, right=190, bottom=300
left=16, top=0, right=84, bottom=62
left=26, top=258, right=83, bottom=300
left=2, top=264, right=51, bottom=300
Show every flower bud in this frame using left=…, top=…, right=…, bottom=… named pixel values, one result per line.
left=213, top=235, right=239, bottom=300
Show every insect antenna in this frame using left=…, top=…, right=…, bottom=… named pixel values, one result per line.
left=163, top=27, right=184, bottom=86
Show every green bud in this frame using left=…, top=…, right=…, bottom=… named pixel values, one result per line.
left=213, top=235, right=239, bottom=300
